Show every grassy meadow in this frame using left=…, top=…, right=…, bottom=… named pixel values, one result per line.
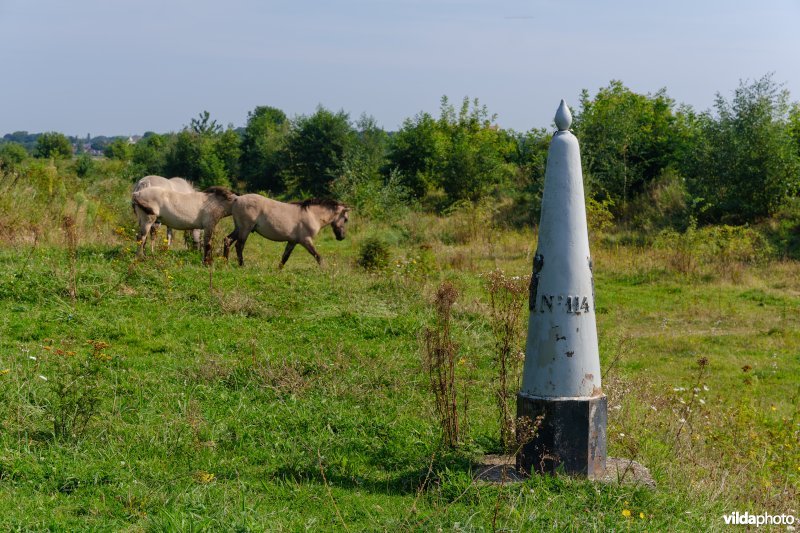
left=0, top=161, right=798, bottom=530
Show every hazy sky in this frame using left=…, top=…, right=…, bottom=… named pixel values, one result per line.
left=1, top=0, right=798, bottom=136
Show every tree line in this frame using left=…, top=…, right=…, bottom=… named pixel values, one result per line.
left=2, top=74, right=799, bottom=228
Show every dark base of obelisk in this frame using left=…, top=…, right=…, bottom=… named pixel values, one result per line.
left=516, top=393, right=607, bottom=479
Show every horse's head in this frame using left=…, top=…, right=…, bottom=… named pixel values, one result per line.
left=331, top=206, right=350, bottom=241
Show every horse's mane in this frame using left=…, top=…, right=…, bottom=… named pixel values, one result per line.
left=291, top=198, right=344, bottom=211
left=203, top=186, right=236, bottom=202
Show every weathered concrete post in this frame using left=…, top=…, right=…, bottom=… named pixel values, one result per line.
left=516, top=100, right=607, bottom=478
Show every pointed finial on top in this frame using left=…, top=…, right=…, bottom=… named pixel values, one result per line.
left=554, top=99, right=572, bottom=131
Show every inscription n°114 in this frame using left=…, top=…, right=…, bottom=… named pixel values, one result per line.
left=534, top=294, right=592, bottom=314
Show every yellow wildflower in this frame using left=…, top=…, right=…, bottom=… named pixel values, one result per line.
left=622, top=509, right=631, bottom=518
left=194, top=471, right=215, bottom=484
left=0, top=369, right=9, bottom=375
left=639, top=512, right=645, bottom=519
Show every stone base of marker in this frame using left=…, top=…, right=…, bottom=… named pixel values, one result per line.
left=516, top=393, right=607, bottom=479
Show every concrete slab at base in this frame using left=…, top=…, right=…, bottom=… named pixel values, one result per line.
left=516, top=393, right=607, bottom=478
left=473, top=455, right=654, bottom=488
left=597, top=457, right=656, bottom=488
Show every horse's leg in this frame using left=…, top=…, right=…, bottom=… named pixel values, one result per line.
left=279, top=242, right=297, bottom=269
left=235, top=228, right=253, bottom=267
left=299, top=239, right=322, bottom=266
left=191, top=229, right=202, bottom=251
left=138, top=219, right=156, bottom=257
left=223, top=228, right=238, bottom=259
left=166, top=227, right=173, bottom=248
left=149, top=224, right=157, bottom=253
left=134, top=205, right=156, bottom=257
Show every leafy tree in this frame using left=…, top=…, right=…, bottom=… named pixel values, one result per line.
left=3, top=131, right=38, bottom=152
left=351, top=114, right=388, bottom=180
left=197, top=142, right=228, bottom=189
left=0, top=142, right=29, bottom=171
left=680, top=74, right=800, bottom=222
left=240, top=106, right=288, bottom=192
left=332, top=116, right=407, bottom=221
left=573, top=81, right=680, bottom=212
left=165, top=130, right=200, bottom=180
left=788, top=102, right=800, bottom=158
left=506, top=128, right=551, bottom=223
left=214, top=127, right=242, bottom=182
left=389, top=97, right=513, bottom=203
left=88, top=136, right=113, bottom=153
left=162, top=111, right=237, bottom=188
left=190, top=110, right=222, bottom=136
left=34, top=132, right=72, bottom=159
left=104, top=138, right=133, bottom=161
left=283, top=107, right=354, bottom=196
left=387, top=111, right=444, bottom=198
left=437, top=97, right=515, bottom=202
left=132, top=133, right=170, bottom=176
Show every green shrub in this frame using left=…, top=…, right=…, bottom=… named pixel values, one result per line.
left=653, top=222, right=776, bottom=276
left=695, top=225, right=775, bottom=263
left=440, top=199, right=497, bottom=245
left=0, top=142, right=28, bottom=171
left=763, top=197, right=800, bottom=259
left=357, top=237, right=391, bottom=270
left=628, top=169, right=691, bottom=232
left=332, top=167, right=412, bottom=223
left=585, top=196, right=615, bottom=235
left=75, top=153, right=94, bottom=178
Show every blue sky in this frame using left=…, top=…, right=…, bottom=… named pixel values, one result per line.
left=1, top=0, right=798, bottom=136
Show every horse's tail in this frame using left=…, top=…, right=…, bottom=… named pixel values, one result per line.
left=131, top=193, right=156, bottom=215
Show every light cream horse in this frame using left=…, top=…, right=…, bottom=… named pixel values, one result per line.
left=133, top=175, right=201, bottom=248
left=132, top=186, right=237, bottom=264
left=223, top=195, right=350, bottom=267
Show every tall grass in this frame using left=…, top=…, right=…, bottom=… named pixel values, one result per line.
left=0, top=158, right=132, bottom=246
left=423, top=282, right=464, bottom=448
left=484, top=269, right=529, bottom=452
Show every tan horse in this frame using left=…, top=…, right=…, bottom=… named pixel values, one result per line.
left=133, top=175, right=201, bottom=248
left=223, top=195, right=350, bottom=267
left=132, top=186, right=236, bottom=264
